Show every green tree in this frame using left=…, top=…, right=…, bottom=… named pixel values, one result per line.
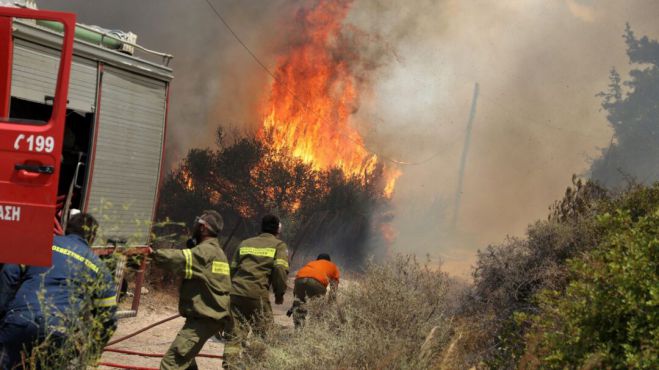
left=592, top=25, right=659, bottom=187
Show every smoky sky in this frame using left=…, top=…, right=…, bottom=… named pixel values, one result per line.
left=44, top=0, right=659, bottom=277
left=46, top=0, right=299, bottom=165
left=346, top=0, right=659, bottom=277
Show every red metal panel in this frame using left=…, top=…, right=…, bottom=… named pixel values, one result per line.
left=0, top=17, right=12, bottom=117
left=0, top=8, right=76, bottom=266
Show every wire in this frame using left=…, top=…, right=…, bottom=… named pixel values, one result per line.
left=203, top=0, right=274, bottom=80
left=203, top=0, right=610, bottom=169
left=202, top=0, right=427, bottom=166
left=477, top=94, right=603, bottom=140
left=203, top=0, right=308, bottom=110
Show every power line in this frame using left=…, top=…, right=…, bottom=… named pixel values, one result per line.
left=203, top=0, right=276, bottom=81
left=452, top=82, right=479, bottom=229
left=203, top=0, right=610, bottom=171
left=203, top=0, right=322, bottom=115
left=203, top=0, right=429, bottom=166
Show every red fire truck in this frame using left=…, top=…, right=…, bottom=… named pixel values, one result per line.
left=0, top=4, right=172, bottom=314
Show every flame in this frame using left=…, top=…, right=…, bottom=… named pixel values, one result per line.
left=260, top=0, right=400, bottom=197
left=181, top=168, right=194, bottom=191
left=380, top=222, right=398, bottom=244
left=383, top=168, right=401, bottom=197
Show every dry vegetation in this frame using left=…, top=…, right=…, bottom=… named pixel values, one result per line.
left=231, top=256, right=456, bottom=369
left=204, top=177, right=653, bottom=370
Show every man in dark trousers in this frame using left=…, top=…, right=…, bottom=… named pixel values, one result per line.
left=150, top=210, right=232, bottom=370
left=223, top=214, right=289, bottom=367
left=0, top=213, right=117, bottom=369
left=289, top=253, right=340, bottom=328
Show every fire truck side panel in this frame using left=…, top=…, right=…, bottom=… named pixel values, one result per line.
left=84, top=65, right=167, bottom=246
left=11, top=38, right=97, bottom=113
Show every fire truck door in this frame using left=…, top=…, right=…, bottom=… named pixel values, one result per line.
left=0, top=8, right=75, bottom=266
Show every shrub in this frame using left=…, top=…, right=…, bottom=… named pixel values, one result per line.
left=460, top=178, right=604, bottom=368
left=19, top=263, right=116, bottom=369
left=528, top=208, right=659, bottom=369
left=234, top=255, right=454, bottom=369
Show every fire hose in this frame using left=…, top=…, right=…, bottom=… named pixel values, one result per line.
left=96, top=362, right=159, bottom=370
left=98, top=314, right=223, bottom=369
left=103, top=348, right=223, bottom=359
left=106, top=314, right=180, bottom=346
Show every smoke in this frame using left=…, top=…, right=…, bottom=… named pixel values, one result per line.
left=46, top=1, right=659, bottom=277
left=46, top=0, right=299, bottom=167
left=344, top=0, right=659, bottom=277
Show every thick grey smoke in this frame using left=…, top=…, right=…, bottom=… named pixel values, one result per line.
left=345, top=0, right=659, bottom=277
left=45, top=1, right=659, bottom=277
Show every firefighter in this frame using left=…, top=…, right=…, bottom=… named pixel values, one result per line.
left=0, top=213, right=117, bottom=369
left=223, top=214, right=289, bottom=367
left=288, top=253, right=340, bottom=328
left=150, top=210, right=232, bottom=370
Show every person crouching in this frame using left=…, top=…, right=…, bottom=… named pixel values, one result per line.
left=289, top=253, right=340, bottom=328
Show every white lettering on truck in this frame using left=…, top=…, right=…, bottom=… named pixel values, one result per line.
left=14, top=134, right=55, bottom=153
left=0, top=205, right=21, bottom=222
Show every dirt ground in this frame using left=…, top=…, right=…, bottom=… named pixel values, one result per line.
left=98, top=285, right=296, bottom=369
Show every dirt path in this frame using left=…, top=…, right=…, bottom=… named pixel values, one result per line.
left=99, top=285, right=295, bottom=369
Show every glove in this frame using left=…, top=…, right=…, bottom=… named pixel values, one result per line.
left=275, top=295, right=284, bottom=305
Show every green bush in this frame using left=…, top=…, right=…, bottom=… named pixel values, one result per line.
left=461, top=178, right=605, bottom=368
left=21, top=264, right=116, bottom=369
left=530, top=208, right=658, bottom=369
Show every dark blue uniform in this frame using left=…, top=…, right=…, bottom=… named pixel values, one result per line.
left=0, top=234, right=117, bottom=369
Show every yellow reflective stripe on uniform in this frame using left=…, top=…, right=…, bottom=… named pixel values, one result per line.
left=212, top=261, right=230, bottom=275
left=182, top=249, right=193, bottom=279
left=274, top=259, right=289, bottom=269
left=52, top=246, right=99, bottom=273
left=239, top=247, right=276, bottom=258
left=94, top=295, right=117, bottom=307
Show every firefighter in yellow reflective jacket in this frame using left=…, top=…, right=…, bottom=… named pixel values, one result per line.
left=223, top=214, right=289, bottom=367
left=150, top=210, right=231, bottom=370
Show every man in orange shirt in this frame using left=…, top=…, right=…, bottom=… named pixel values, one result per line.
left=288, top=253, right=340, bottom=328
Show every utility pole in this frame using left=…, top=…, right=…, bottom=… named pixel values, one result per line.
left=452, top=82, right=479, bottom=229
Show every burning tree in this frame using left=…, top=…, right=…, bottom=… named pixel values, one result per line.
left=157, top=129, right=393, bottom=267
left=260, top=0, right=400, bottom=196
left=158, top=0, right=400, bottom=267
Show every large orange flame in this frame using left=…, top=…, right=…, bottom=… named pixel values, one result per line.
left=260, top=0, right=399, bottom=196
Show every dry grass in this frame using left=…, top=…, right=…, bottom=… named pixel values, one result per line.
left=233, top=255, right=457, bottom=370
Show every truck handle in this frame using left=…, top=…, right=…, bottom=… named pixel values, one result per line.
left=44, top=95, right=69, bottom=105
left=14, top=163, right=55, bottom=174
